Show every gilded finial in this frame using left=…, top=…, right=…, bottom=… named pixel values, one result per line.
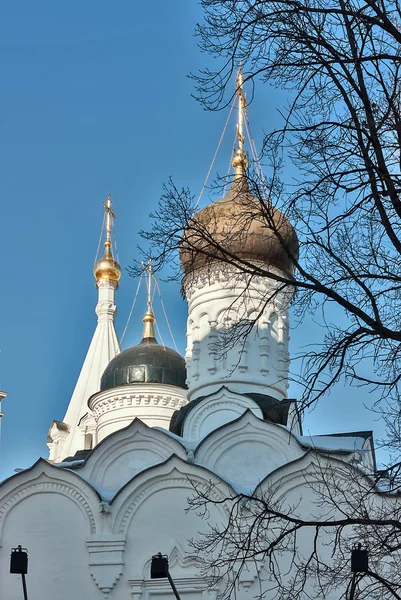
left=141, top=260, right=156, bottom=340
left=94, top=194, right=121, bottom=285
left=104, top=194, right=114, bottom=253
left=232, top=67, right=249, bottom=179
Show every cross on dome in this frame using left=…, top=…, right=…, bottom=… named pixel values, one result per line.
left=93, top=194, right=121, bottom=285
left=141, top=259, right=157, bottom=341
left=233, top=66, right=249, bottom=178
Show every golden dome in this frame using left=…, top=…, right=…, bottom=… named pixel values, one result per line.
left=94, top=244, right=121, bottom=282
left=180, top=171, right=298, bottom=276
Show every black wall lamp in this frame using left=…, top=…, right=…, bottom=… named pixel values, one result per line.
left=151, top=552, right=182, bottom=600
left=10, top=545, right=29, bottom=600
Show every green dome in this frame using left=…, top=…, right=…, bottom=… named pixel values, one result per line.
left=100, top=338, right=187, bottom=391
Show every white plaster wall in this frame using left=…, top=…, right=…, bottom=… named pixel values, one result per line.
left=251, top=525, right=344, bottom=600
left=0, top=493, right=97, bottom=600
left=100, top=447, right=166, bottom=490
left=260, top=466, right=353, bottom=599
left=0, top=467, right=357, bottom=600
left=111, top=476, right=226, bottom=600
left=119, top=486, right=205, bottom=574
left=183, top=264, right=293, bottom=402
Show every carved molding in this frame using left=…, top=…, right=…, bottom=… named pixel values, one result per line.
left=0, top=477, right=96, bottom=540
left=168, top=542, right=200, bottom=570
left=87, top=536, right=126, bottom=599
left=78, top=412, right=97, bottom=433
left=96, top=300, right=117, bottom=319
left=182, top=389, right=263, bottom=440
left=183, top=262, right=289, bottom=297
left=184, top=265, right=292, bottom=400
left=116, top=476, right=196, bottom=534
left=86, top=428, right=186, bottom=485
left=90, top=390, right=187, bottom=418
left=96, top=279, right=118, bottom=290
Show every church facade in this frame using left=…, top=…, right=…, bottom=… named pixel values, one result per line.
left=0, top=76, right=378, bottom=600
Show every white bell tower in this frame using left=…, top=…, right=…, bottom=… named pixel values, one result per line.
left=180, top=70, right=298, bottom=410
left=47, top=196, right=121, bottom=462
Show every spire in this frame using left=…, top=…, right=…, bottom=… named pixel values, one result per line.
left=141, top=260, right=157, bottom=341
left=51, top=195, right=121, bottom=462
left=94, top=195, right=121, bottom=286
left=232, top=67, right=249, bottom=179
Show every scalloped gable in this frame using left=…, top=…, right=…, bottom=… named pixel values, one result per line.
left=254, top=446, right=380, bottom=504
left=195, top=410, right=305, bottom=489
left=0, top=459, right=102, bottom=543
left=180, top=386, right=264, bottom=440
left=0, top=459, right=106, bottom=599
left=109, top=453, right=234, bottom=532
left=72, top=418, right=188, bottom=491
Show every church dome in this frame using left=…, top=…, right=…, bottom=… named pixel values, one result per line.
left=100, top=311, right=187, bottom=391
left=94, top=249, right=121, bottom=282
left=180, top=151, right=298, bottom=276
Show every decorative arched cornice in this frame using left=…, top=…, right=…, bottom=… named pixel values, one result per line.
left=194, top=408, right=298, bottom=454
left=79, top=418, right=187, bottom=484
left=182, top=387, right=263, bottom=440
left=0, top=459, right=100, bottom=541
left=110, top=454, right=234, bottom=535
left=254, top=448, right=382, bottom=500
left=194, top=410, right=305, bottom=487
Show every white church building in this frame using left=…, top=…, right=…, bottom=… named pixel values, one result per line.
left=0, top=76, right=378, bottom=600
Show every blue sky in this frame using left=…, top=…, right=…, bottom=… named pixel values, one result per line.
left=0, top=1, right=386, bottom=479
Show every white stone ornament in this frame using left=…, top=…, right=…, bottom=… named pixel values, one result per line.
left=87, top=535, right=126, bottom=598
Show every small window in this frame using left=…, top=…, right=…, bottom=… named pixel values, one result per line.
left=84, top=433, right=93, bottom=450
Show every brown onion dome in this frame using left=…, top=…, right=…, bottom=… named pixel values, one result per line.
left=180, top=151, right=299, bottom=276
